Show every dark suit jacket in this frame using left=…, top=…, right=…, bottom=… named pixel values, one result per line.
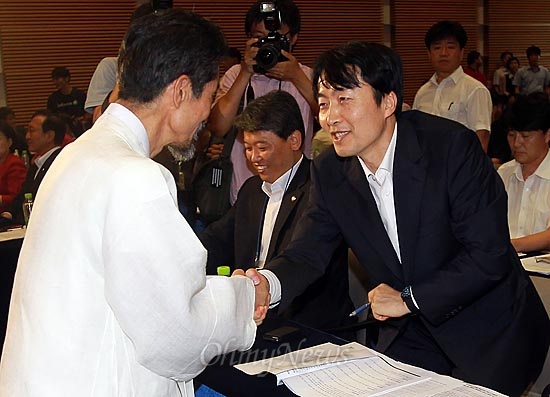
left=8, top=147, right=62, bottom=225
left=200, top=158, right=355, bottom=331
left=267, top=111, right=550, bottom=396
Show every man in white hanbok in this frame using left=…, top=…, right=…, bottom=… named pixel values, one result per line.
left=0, top=9, right=264, bottom=396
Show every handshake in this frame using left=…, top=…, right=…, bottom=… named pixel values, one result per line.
left=232, top=268, right=271, bottom=325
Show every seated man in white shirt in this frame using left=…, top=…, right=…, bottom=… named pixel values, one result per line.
left=413, top=20, right=492, bottom=152
left=497, top=93, right=550, bottom=253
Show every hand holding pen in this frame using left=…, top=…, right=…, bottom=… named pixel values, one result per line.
left=349, top=302, right=370, bottom=317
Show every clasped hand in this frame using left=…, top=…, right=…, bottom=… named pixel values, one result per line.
left=367, top=283, right=411, bottom=321
left=232, top=268, right=270, bottom=325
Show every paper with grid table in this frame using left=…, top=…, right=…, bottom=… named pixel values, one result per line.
left=234, top=342, right=506, bottom=397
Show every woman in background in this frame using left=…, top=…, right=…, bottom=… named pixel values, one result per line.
left=0, top=120, right=26, bottom=213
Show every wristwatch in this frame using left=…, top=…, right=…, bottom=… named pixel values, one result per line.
left=401, top=285, right=420, bottom=314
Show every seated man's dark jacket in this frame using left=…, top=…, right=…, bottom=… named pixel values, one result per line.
left=266, top=111, right=550, bottom=397
left=8, top=148, right=62, bottom=225
left=200, top=158, right=355, bottom=331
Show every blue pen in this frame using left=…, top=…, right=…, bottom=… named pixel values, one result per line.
left=349, top=302, right=371, bottom=317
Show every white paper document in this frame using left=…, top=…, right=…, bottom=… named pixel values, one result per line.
left=521, top=255, right=550, bottom=275
left=235, top=342, right=376, bottom=385
left=234, top=342, right=507, bottom=397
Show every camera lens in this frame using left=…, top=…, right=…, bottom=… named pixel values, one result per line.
left=256, top=45, right=280, bottom=70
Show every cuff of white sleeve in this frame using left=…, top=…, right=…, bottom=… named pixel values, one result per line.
left=410, top=286, right=420, bottom=310
left=258, top=269, right=281, bottom=308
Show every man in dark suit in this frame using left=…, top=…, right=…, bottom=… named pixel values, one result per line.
left=247, top=42, right=550, bottom=396
left=1, top=111, right=65, bottom=225
left=200, top=90, right=354, bottom=333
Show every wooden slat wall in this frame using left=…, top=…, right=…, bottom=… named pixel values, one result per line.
left=3, top=1, right=546, bottom=125
left=486, top=2, right=550, bottom=85
left=392, top=0, right=480, bottom=106
left=0, top=0, right=383, bottom=125
left=0, top=1, right=134, bottom=124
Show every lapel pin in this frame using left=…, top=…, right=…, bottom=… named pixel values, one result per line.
left=291, top=196, right=297, bottom=202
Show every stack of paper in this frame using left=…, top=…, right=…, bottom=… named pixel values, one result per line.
left=520, top=255, right=550, bottom=276
left=235, top=342, right=506, bottom=397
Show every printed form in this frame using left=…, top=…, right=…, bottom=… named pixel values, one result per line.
left=235, top=342, right=507, bottom=397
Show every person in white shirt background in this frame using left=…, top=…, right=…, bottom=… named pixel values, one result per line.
left=497, top=92, right=550, bottom=253
left=413, top=20, right=492, bottom=152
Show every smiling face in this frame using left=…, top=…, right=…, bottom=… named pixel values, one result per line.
left=428, top=38, right=464, bottom=81
left=317, top=74, right=396, bottom=166
left=243, top=129, right=301, bottom=183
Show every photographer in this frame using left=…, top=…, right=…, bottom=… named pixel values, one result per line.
left=207, top=0, right=317, bottom=207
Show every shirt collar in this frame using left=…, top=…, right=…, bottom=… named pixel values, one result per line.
left=262, top=155, right=303, bottom=197
left=104, top=103, right=150, bottom=157
left=358, top=123, right=398, bottom=182
left=534, top=150, right=550, bottom=180
left=429, top=65, right=465, bottom=86
left=34, top=146, right=61, bottom=170
left=513, top=150, right=550, bottom=181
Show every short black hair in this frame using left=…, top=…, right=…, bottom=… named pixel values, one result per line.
left=424, top=20, right=467, bottom=49
left=234, top=90, right=305, bottom=148
left=31, top=110, right=67, bottom=145
left=506, top=56, right=520, bottom=70
left=0, top=120, right=16, bottom=142
left=467, top=50, right=481, bottom=65
left=312, top=41, right=403, bottom=117
left=526, top=45, right=541, bottom=58
left=500, top=51, right=513, bottom=61
left=506, top=93, right=550, bottom=132
left=51, top=67, right=70, bottom=79
left=245, top=0, right=301, bottom=36
left=118, top=9, right=227, bottom=103
left=129, top=2, right=155, bottom=25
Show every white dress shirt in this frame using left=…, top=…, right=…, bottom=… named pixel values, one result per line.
left=0, top=103, right=256, bottom=396
left=498, top=150, right=550, bottom=238
left=413, top=66, right=492, bottom=133
left=358, top=125, right=401, bottom=261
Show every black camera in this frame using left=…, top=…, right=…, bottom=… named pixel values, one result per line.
left=253, top=2, right=290, bottom=74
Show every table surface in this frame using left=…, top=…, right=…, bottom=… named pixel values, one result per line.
left=0, top=227, right=25, bottom=242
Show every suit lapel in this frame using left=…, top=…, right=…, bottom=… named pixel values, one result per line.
left=344, top=157, right=403, bottom=280
left=267, top=159, right=309, bottom=260
left=393, top=117, right=426, bottom=280
left=34, top=148, right=62, bottom=185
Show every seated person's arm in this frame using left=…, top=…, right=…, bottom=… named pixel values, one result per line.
left=511, top=227, right=550, bottom=253
left=475, top=129, right=490, bottom=153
